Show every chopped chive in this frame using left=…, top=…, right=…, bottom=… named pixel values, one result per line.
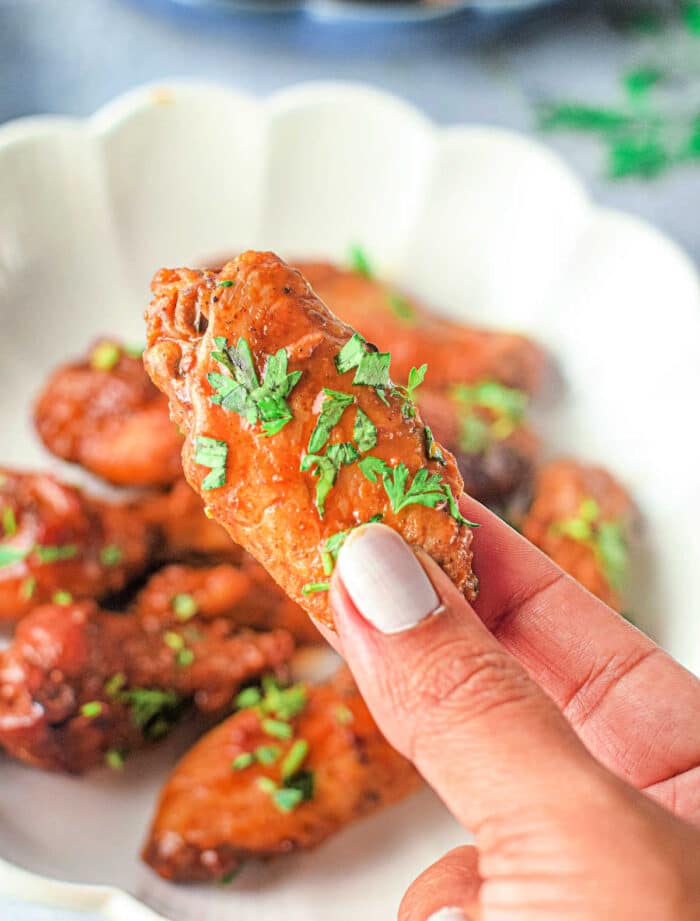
left=231, top=752, right=255, bottom=771
left=235, top=687, right=262, bottom=709
left=172, top=593, right=198, bottom=621
left=105, top=749, right=125, bottom=771
left=218, top=280, right=235, bottom=287
left=90, top=341, right=121, bottom=371
left=0, top=546, right=29, bottom=568
left=35, top=544, right=78, bottom=563
left=100, top=544, right=123, bottom=566
left=281, top=739, right=309, bottom=779
left=261, top=718, right=293, bottom=740
left=579, top=498, right=600, bottom=522
left=273, top=786, right=304, bottom=813
left=257, top=776, right=277, bottom=794
left=255, top=744, right=281, bottom=765
left=80, top=701, right=103, bottom=718
left=52, top=590, right=73, bottom=605
left=301, top=582, right=330, bottom=595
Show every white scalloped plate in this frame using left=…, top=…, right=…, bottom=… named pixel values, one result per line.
left=0, top=82, right=699, bottom=921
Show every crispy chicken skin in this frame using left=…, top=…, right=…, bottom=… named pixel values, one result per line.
left=522, top=459, right=636, bottom=611
left=0, top=468, right=155, bottom=621
left=0, top=593, right=294, bottom=773
left=34, top=341, right=182, bottom=488
left=135, top=563, right=321, bottom=646
left=144, top=251, right=478, bottom=629
left=143, top=668, right=421, bottom=882
left=416, top=387, right=538, bottom=511
left=297, top=261, right=545, bottom=394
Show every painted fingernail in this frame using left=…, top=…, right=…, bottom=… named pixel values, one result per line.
left=336, top=523, right=440, bottom=634
left=426, top=908, right=469, bottom=921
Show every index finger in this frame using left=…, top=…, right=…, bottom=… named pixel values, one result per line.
left=460, top=494, right=700, bottom=795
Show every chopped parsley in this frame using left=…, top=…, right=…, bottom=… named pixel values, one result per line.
left=194, top=435, right=228, bottom=490
left=105, top=749, right=125, bottom=771
left=393, top=364, right=427, bottom=419
left=353, top=407, right=377, bottom=452
left=209, top=336, right=302, bottom=436
left=104, top=672, right=126, bottom=698
left=320, top=514, right=383, bottom=576
left=20, top=576, right=36, bottom=600
left=360, top=457, right=478, bottom=527
left=335, top=333, right=391, bottom=396
left=452, top=380, right=528, bottom=453
left=90, top=341, right=121, bottom=371
left=301, top=581, right=330, bottom=595
left=232, top=752, right=255, bottom=771
left=80, top=701, right=103, bottom=718
left=300, top=442, right=359, bottom=517
left=424, top=425, right=446, bottom=465
left=217, top=280, right=235, bottom=288
left=308, top=389, right=355, bottom=454
left=1, top=506, right=16, bottom=537
left=261, top=718, right=293, bottom=740
left=176, top=648, right=194, bottom=667
left=172, top=593, right=198, bottom=621
left=348, top=244, right=373, bottom=278
left=52, top=590, right=73, bottom=605
left=120, top=688, right=183, bottom=739
left=100, top=544, right=123, bottom=567
left=281, top=739, right=308, bottom=779
left=552, top=498, right=628, bottom=592
left=386, top=291, right=417, bottom=324
left=35, top=544, right=78, bottom=563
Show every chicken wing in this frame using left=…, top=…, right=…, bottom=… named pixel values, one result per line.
left=34, top=340, right=183, bottom=488
left=134, top=562, right=321, bottom=646
left=142, top=668, right=421, bottom=882
left=0, top=591, right=293, bottom=773
left=0, top=468, right=154, bottom=621
left=144, top=251, right=478, bottom=629
left=297, top=260, right=546, bottom=394
left=416, top=385, right=538, bottom=512
left=522, top=459, right=636, bottom=611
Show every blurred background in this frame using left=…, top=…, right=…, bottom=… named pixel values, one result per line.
left=2, top=0, right=700, bottom=259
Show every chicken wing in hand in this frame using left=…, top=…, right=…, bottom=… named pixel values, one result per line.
left=142, top=668, right=421, bottom=882
left=144, top=251, right=478, bottom=630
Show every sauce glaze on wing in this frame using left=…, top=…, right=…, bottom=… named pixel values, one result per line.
left=142, top=668, right=421, bottom=882
left=144, top=251, right=478, bottom=629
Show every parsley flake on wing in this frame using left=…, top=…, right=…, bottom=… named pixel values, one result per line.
left=300, top=442, right=359, bottom=518
left=194, top=436, right=228, bottom=490
left=308, top=389, right=355, bottom=453
left=335, top=333, right=391, bottom=401
left=209, top=336, right=302, bottom=436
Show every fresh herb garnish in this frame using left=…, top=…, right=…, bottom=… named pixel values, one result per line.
left=232, top=752, right=255, bottom=771
left=163, top=630, right=184, bottom=652
left=261, top=718, right=293, bottom=740
left=1, top=506, right=16, bottom=537
left=172, top=593, right=198, bottom=621
left=105, top=749, right=125, bottom=771
left=235, top=686, right=262, bottom=709
left=360, top=457, right=478, bottom=527
left=217, top=280, right=235, bottom=288
left=353, top=407, right=377, bottom=452
left=281, top=739, right=308, bottom=779
left=20, top=576, right=36, bottom=600
left=194, top=435, right=228, bottom=490
left=552, top=498, right=628, bottom=592
left=452, top=380, right=528, bottom=453
left=100, top=544, right=123, bottom=567
left=209, top=337, right=302, bottom=436
left=300, top=442, right=359, bottom=517
left=320, top=514, right=383, bottom=576
left=176, top=648, right=194, bottom=667
left=386, top=291, right=417, bottom=324
left=121, top=688, right=183, bottom=739
left=392, top=363, right=427, bottom=419
left=80, top=701, right=103, bottom=718
left=424, top=425, right=446, bottom=465
left=35, top=544, right=78, bottom=563
left=104, top=673, right=126, bottom=698
left=308, top=389, right=355, bottom=454
left=301, top=581, right=330, bottom=594
left=52, top=590, right=73, bottom=605
left=335, top=705, right=354, bottom=725
left=335, top=333, right=391, bottom=395
left=348, top=244, right=373, bottom=278
left=255, top=744, right=281, bottom=766
left=0, top=546, right=29, bottom=568
left=90, top=341, right=121, bottom=371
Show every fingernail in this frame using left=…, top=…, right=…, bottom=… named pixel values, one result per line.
left=427, top=908, right=468, bottom=921
left=336, top=523, right=440, bottom=634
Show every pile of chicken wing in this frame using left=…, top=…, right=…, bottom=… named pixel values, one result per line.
left=0, top=251, right=637, bottom=884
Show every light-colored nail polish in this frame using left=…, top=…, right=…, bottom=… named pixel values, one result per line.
left=426, top=908, right=469, bottom=921
left=336, top=523, right=440, bottom=634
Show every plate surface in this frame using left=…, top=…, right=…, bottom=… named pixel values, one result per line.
left=0, top=81, right=699, bottom=921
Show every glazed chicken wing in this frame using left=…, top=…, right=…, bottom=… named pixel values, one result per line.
left=135, top=562, right=320, bottom=646
left=297, top=261, right=546, bottom=394
left=34, top=340, right=183, bottom=488
left=0, top=468, right=155, bottom=621
left=0, top=589, right=293, bottom=773
left=144, top=251, right=478, bottom=629
left=142, top=668, right=421, bottom=882
left=522, top=459, right=636, bottom=611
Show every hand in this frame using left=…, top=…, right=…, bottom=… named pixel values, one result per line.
left=321, top=499, right=700, bottom=921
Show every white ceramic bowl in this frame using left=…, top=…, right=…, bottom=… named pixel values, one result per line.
left=0, top=81, right=699, bottom=921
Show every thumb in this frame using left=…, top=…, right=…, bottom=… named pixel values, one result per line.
left=330, top=522, right=607, bottom=838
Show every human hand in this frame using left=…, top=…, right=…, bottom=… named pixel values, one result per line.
left=321, top=499, right=700, bottom=920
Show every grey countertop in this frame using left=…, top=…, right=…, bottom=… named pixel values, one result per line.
left=1, top=1, right=698, bottom=918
